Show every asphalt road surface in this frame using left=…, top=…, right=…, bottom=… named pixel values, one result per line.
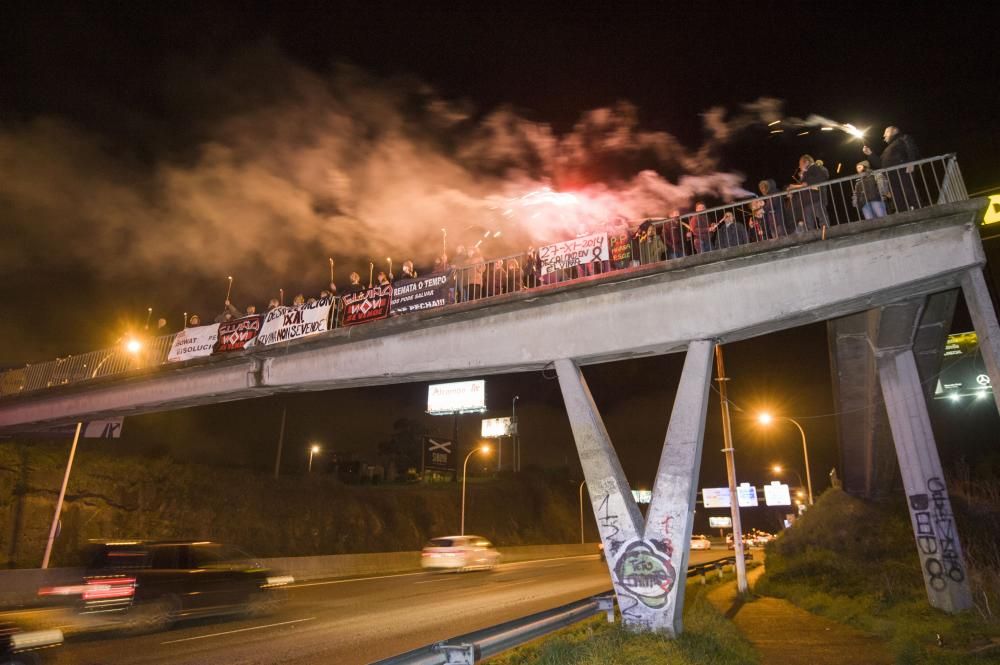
left=25, top=550, right=730, bottom=664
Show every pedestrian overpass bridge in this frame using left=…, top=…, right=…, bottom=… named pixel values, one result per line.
left=2, top=154, right=997, bottom=634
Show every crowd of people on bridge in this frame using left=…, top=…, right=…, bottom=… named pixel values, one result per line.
left=181, top=126, right=922, bottom=330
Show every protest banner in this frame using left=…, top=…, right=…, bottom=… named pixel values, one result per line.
left=248, top=296, right=334, bottom=347
left=167, top=323, right=220, bottom=362
left=389, top=270, right=453, bottom=315
left=214, top=314, right=263, bottom=353
left=538, top=232, right=609, bottom=276
left=342, top=284, right=392, bottom=326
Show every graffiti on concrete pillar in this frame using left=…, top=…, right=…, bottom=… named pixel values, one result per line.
left=614, top=540, right=677, bottom=609
left=908, top=476, right=965, bottom=591
left=596, top=492, right=625, bottom=556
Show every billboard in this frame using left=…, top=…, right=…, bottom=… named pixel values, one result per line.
left=934, top=331, right=992, bottom=399
left=481, top=417, right=512, bottom=437
left=632, top=490, right=652, bottom=504
left=763, top=481, right=792, bottom=506
left=701, top=484, right=759, bottom=508
left=427, top=380, right=486, bottom=415
left=709, top=516, right=733, bottom=529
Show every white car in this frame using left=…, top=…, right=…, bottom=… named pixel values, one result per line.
left=690, top=535, right=712, bottom=550
left=421, top=536, right=501, bottom=571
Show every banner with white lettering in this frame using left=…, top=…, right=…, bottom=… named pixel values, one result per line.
left=389, top=270, right=453, bottom=315
left=214, top=314, right=263, bottom=353
left=167, top=324, right=220, bottom=362
left=248, top=296, right=334, bottom=347
left=538, top=232, right=609, bottom=276
left=342, top=285, right=392, bottom=326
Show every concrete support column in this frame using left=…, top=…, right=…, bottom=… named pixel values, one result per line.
left=645, top=339, right=715, bottom=636
left=554, top=341, right=715, bottom=636
left=553, top=359, right=643, bottom=557
left=961, top=268, right=1000, bottom=414
left=877, top=348, right=973, bottom=613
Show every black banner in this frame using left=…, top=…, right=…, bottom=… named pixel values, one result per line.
left=214, top=314, right=263, bottom=353
left=609, top=233, right=633, bottom=269
left=342, top=284, right=393, bottom=326
left=389, top=270, right=454, bottom=316
left=423, top=437, right=455, bottom=471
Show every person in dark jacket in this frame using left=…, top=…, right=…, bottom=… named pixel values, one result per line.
left=852, top=161, right=887, bottom=219
left=345, top=272, right=365, bottom=295
left=787, top=155, right=829, bottom=231
left=755, top=179, right=790, bottom=239
left=713, top=211, right=749, bottom=249
left=863, top=126, right=920, bottom=211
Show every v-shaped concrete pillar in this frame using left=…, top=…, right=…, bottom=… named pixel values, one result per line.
left=554, top=339, right=715, bottom=636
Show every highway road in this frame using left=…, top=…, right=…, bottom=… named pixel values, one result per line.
left=23, top=550, right=730, bottom=664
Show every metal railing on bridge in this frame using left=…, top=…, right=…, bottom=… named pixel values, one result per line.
left=0, top=154, right=969, bottom=399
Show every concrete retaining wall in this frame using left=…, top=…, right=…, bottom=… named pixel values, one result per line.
left=0, top=543, right=599, bottom=608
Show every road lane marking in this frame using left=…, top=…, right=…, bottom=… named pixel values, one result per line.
left=413, top=577, right=454, bottom=585
left=159, top=617, right=316, bottom=645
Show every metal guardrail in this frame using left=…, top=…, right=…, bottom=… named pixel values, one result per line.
left=376, top=554, right=751, bottom=664
left=0, top=154, right=968, bottom=400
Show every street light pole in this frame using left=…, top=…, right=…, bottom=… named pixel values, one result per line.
left=461, top=445, right=490, bottom=535
left=578, top=480, right=586, bottom=545
left=760, top=415, right=814, bottom=506
left=785, top=418, right=814, bottom=506
left=512, top=396, right=520, bottom=472
left=715, top=346, right=749, bottom=595
left=42, top=422, right=82, bottom=569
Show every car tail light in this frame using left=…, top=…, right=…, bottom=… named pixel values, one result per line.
left=82, top=578, right=136, bottom=600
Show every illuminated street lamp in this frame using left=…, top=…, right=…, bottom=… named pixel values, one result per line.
left=125, top=338, right=142, bottom=354
left=758, top=412, right=814, bottom=506
left=770, top=463, right=805, bottom=492
left=461, top=444, right=491, bottom=535
left=308, top=444, right=321, bottom=473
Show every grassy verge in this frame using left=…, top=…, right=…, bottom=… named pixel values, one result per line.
left=756, top=489, right=1000, bottom=664
left=488, top=579, right=759, bottom=665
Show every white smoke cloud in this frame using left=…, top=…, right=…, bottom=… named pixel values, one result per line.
left=0, top=47, right=778, bottom=304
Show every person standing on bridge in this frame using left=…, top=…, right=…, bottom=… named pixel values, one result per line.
left=863, top=126, right=920, bottom=212
left=401, top=260, right=417, bottom=280
left=662, top=210, right=684, bottom=259
left=345, top=272, right=365, bottom=295
left=852, top=161, right=887, bottom=220
left=787, top=154, right=829, bottom=231
left=688, top=202, right=714, bottom=254
left=712, top=211, right=750, bottom=249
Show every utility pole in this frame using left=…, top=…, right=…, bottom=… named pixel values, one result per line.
left=715, top=345, right=748, bottom=595
left=274, top=404, right=287, bottom=479
left=42, top=423, right=82, bottom=568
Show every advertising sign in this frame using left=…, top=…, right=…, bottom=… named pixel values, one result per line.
left=427, top=380, right=486, bottom=415
left=481, top=417, right=512, bottom=437
left=934, top=331, right=992, bottom=399
left=709, top=516, right=733, bottom=529
left=632, top=490, right=652, bottom=504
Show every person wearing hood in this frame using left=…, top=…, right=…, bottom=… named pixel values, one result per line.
left=863, top=126, right=920, bottom=211
left=753, top=179, right=790, bottom=239
left=852, top=161, right=887, bottom=220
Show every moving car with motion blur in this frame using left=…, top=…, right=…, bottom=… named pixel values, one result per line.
left=421, top=536, right=501, bottom=571
left=689, top=534, right=712, bottom=550
left=0, top=622, right=62, bottom=665
left=38, top=541, right=293, bottom=634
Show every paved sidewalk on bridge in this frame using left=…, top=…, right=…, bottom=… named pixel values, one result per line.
left=705, top=565, right=894, bottom=665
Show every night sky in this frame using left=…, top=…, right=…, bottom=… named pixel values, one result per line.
left=3, top=3, right=998, bottom=521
